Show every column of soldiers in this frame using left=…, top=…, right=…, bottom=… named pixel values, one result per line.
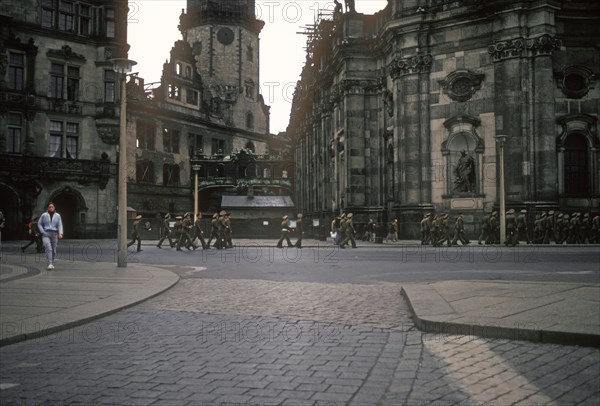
left=421, top=212, right=471, bottom=247
left=533, top=211, right=599, bottom=244
left=156, top=210, right=235, bottom=251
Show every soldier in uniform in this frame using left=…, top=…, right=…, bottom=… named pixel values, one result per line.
left=206, top=213, right=219, bottom=249
left=157, top=213, right=174, bottom=248
left=488, top=211, right=499, bottom=244
left=217, top=210, right=228, bottom=249
left=294, top=213, right=304, bottom=248
left=331, top=215, right=341, bottom=245
left=223, top=212, right=233, bottom=248
left=504, top=209, right=516, bottom=246
left=543, top=210, right=555, bottom=244
left=193, top=212, right=208, bottom=249
left=478, top=211, right=490, bottom=245
left=580, top=213, right=590, bottom=244
left=420, top=213, right=431, bottom=245
left=338, top=213, right=347, bottom=245
left=591, top=214, right=600, bottom=243
left=451, top=213, right=469, bottom=246
left=177, top=212, right=198, bottom=250
left=127, top=214, right=143, bottom=252
left=430, top=215, right=441, bottom=247
left=515, top=209, right=530, bottom=245
left=276, top=215, right=294, bottom=248
left=438, top=213, right=451, bottom=246
left=173, top=215, right=183, bottom=251
left=340, top=213, right=357, bottom=248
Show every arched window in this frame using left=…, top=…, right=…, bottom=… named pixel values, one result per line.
left=564, top=133, right=588, bottom=196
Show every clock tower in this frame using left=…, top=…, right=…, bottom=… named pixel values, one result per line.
left=179, top=0, right=268, bottom=133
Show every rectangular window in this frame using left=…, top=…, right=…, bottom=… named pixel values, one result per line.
left=42, top=0, right=55, bottom=28
left=8, top=52, right=25, bottom=91
left=50, top=63, right=64, bottom=99
left=191, top=133, right=203, bottom=156
left=211, top=138, right=225, bottom=155
left=79, top=4, right=91, bottom=35
left=104, top=70, right=115, bottom=102
left=137, top=121, right=155, bottom=150
left=58, top=0, right=74, bottom=32
left=48, top=120, right=79, bottom=158
left=163, top=128, right=180, bottom=153
left=67, top=66, right=80, bottom=101
left=7, top=113, right=23, bottom=154
left=186, top=89, right=199, bottom=105
left=105, top=8, right=115, bottom=38
left=168, top=84, right=181, bottom=100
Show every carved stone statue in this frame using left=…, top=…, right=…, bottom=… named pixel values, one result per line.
left=453, top=150, right=476, bottom=193
left=383, top=90, right=394, bottom=117
left=345, top=0, right=356, bottom=13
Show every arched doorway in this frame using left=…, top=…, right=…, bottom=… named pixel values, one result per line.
left=49, top=188, right=87, bottom=239
left=0, top=184, right=22, bottom=240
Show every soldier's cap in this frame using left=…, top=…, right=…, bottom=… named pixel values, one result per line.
left=164, top=213, right=171, bottom=219
left=574, top=212, right=580, bottom=216
left=282, top=215, right=288, bottom=220
left=424, top=213, right=431, bottom=217
left=520, top=209, right=527, bottom=213
left=444, top=213, right=449, bottom=218
left=176, top=216, right=183, bottom=220
left=492, top=211, right=497, bottom=216
left=549, top=210, right=555, bottom=215
left=212, top=213, right=218, bottom=219
left=347, top=213, right=353, bottom=219
left=135, top=214, right=143, bottom=220
left=297, top=213, right=303, bottom=218
left=219, top=210, right=227, bottom=216
left=508, top=209, right=515, bottom=214
left=563, top=214, right=570, bottom=218
left=183, top=212, right=190, bottom=218
left=341, top=213, right=347, bottom=218
left=557, top=213, right=563, bottom=218
left=584, top=213, right=589, bottom=217
left=541, top=212, right=547, bottom=217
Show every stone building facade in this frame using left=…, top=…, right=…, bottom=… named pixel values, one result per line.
left=1, top=0, right=129, bottom=238
left=288, top=0, right=600, bottom=238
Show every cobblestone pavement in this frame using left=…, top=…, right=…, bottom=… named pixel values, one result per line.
left=1, top=277, right=598, bottom=405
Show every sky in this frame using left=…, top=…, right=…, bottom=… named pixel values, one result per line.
left=128, top=0, right=388, bottom=134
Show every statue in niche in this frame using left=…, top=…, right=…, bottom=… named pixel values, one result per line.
left=345, top=0, right=355, bottom=13
left=383, top=90, right=394, bottom=117
left=453, top=150, right=476, bottom=193
left=333, top=0, right=343, bottom=20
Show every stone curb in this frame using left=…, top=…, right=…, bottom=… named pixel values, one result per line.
left=401, top=283, right=600, bottom=348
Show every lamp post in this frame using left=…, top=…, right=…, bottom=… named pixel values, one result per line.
left=495, top=134, right=508, bottom=245
left=110, top=58, right=137, bottom=267
left=192, top=164, right=201, bottom=217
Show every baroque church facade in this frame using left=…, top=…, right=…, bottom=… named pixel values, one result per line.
left=1, top=0, right=292, bottom=239
left=288, top=0, right=600, bottom=238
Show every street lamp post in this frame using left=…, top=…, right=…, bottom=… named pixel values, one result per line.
left=495, top=134, right=508, bottom=245
left=110, top=58, right=137, bottom=268
left=192, top=164, right=201, bottom=217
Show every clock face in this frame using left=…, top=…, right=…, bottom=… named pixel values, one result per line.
left=217, top=27, right=234, bottom=45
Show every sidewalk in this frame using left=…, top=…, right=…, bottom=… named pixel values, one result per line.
left=0, top=253, right=179, bottom=346
left=402, top=281, right=600, bottom=347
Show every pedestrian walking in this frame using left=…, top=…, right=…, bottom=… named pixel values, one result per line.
left=420, top=213, right=431, bottom=245
left=224, top=212, right=233, bottom=248
left=127, top=214, right=143, bottom=252
left=157, top=213, right=175, bottom=248
left=37, top=202, right=63, bottom=270
left=515, top=209, right=530, bottom=245
left=205, top=213, right=220, bottom=249
left=21, top=217, right=43, bottom=253
left=331, top=215, right=341, bottom=245
left=451, top=213, right=469, bottom=245
left=276, top=215, right=294, bottom=248
left=217, top=210, right=228, bottom=249
left=505, top=209, right=516, bottom=246
left=177, top=212, right=198, bottom=250
left=294, top=213, right=304, bottom=248
left=392, top=218, right=399, bottom=242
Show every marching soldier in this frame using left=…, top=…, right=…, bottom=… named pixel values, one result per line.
left=340, top=213, right=357, bottom=248
left=224, top=212, right=233, bottom=248
left=276, top=215, right=294, bottom=248
left=488, top=211, right=499, bottom=244
left=543, top=210, right=555, bottom=244
left=420, top=213, right=431, bottom=245
left=177, top=212, right=198, bottom=250
left=157, top=213, right=174, bottom=248
left=431, top=215, right=441, bottom=247
left=591, top=214, right=600, bottom=244
left=193, top=212, right=208, bottom=249
left=451, top=213, right=469, bottom=246
left=127, top=214, right=143, bottom=252
left=206, top=213, right=219, bottom=249
left=505, top=209, right=516, bottom=246
left=294, top=213, right=304, bottom=248
left=217, top=210, right=227, bottom=249
left=173, top=215, right=183, bottom=251
left=478, top=211, right=490, bottom=245
left=438, top=213, right=451, bottom=246
left=515, top=209, right=530, bottom=245
left=580, top=213, right=590, bottom=244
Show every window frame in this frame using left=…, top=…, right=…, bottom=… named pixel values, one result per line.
left=48, top=119, right=79, bottom=159
left=8, top=52, right=25, bottom=91
left=7, top=112, right=23, bottom=154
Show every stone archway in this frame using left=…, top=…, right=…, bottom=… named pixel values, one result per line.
left=49, top=187, right=87, bottom=239
left=0, top=184, right=22, bottom=240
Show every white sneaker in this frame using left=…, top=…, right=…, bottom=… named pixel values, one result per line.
left=47, top=264, right=54, bottom=270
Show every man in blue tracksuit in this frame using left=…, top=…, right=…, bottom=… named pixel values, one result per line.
left=37, top=202, right=63, bottom=270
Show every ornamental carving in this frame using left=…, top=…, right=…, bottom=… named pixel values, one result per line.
left=439, top=70, right=485, bottom=102
left=488, top=38, right=525, bottom=61
left=527, top=34, right=561, bottom=56
left=47, top=45, right=86, bottom=63
left=388, top=54, right=433, bottom=79
left=96, top=125, right=119, bottom=145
